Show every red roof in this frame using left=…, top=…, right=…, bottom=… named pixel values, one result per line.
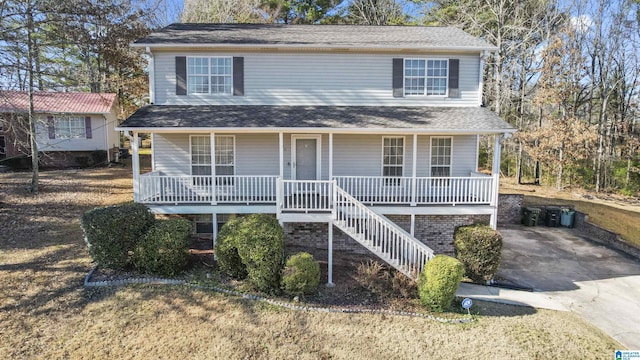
left=0, top=91, right=117, bottom=114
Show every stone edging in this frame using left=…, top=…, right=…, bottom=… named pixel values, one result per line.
left=84, top=265, right=474, bottom=324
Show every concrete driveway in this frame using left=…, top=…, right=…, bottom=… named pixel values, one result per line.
left=457, top=224, right=640, bottom=349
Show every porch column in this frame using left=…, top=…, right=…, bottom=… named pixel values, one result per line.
left=490, top=134, right=503, bottom=229
left=327, top=220, right=334, bottom=287
left=131, top=132, right=140, bottom=202
left=212, top=213, right=217, bottom=259
left=279, top=132, right=284, bottom=178
left=411, top=133, right=418, bottom=206
left=329, top=132, right=333, bottom=180
left=210, top=133, right=217, bottom=205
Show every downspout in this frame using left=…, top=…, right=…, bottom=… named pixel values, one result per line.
left=147, top=47, right=155, bottom=105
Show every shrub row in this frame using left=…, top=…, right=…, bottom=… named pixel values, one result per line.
left=82, top=203, right=192, bottom=276
left=216, top=214, right=320, bottom=295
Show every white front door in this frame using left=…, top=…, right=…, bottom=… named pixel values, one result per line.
left=291, top=135, right=321, bottom=180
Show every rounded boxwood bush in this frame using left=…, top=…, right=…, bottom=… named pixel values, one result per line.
left=81, top=203, right=154, bottom=269
left=134, top=218, right=192, bottom=276
left=281, top=252, right=321, bottom=295
left=454, top=224, right=503, bottom=283
left=214, top=217, right=248, bottom=279
left=235, top=214, right=284, bottom=293
left=418, top=255, right=464, bottom=312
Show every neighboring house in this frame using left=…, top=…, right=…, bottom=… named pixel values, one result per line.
left=117, top=24, right=515, bottom=282
left=0, top=91, right=119, bottom=167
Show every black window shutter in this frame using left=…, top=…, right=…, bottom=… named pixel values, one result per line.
left=175, top=56, right=187, bottom=95
left=233, top=57, right=244, bottom=96
left=448, top=59, right=460, bottom=98
left=47, top=116, right=55, bottom=139
left=392, top=58, right=403, bottom=98
left=85, top=117, right=92, bottom=139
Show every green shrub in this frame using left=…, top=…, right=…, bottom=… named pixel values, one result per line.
left=281, top=252, right=321, bottom=295
left=134, top=218, right=192, bottom=276
left=235, top=214, right=284, bottom=293
left=81, top=203, right=154, bottom=269
left=214, top=217, right=247, bottom=279
left=454, top=224, right=503, bottom=283
left=418, top=255, right=464, bottom=312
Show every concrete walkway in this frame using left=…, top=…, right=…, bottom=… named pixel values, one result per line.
left=456, top=225, right=640, bottom=349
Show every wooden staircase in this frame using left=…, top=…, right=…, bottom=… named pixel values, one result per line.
left=333, top=186, right=434, bottom=279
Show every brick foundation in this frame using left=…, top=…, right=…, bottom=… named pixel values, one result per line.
left=497, top=194, right=524, bottom=224
left=283, top=214, right=490, bottom=257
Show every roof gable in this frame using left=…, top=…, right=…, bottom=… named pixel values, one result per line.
left=0, top=91, right=117, bottom=114
left=134, top=24, right=497, bottom=51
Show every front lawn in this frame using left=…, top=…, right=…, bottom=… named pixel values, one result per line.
left=0, top=169, right=622, bottom=359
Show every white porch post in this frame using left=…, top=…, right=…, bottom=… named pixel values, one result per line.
left=490, top=134, right=503, bottom=229
left=411, top=133, right=417, bottom=206
left=210, top=132, right=217, bottom=205
left=279, top=132, right=284, bottom=178
left=212, top=213, right=218, bottom=259
left=329, top=132, right=333, bottom=180
left=410, top=213, right=416, bottom=236
left=131, top=131, right=140, bottom=202
left=327, top=220, right=334, bottom=287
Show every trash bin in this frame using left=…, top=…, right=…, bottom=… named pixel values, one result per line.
left=545, top=207, right=561, bottom=227
left=560, top=209, right=576, bottom=228
left=522, top=207, right=541, bottom=226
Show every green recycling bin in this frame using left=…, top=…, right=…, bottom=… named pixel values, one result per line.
left=522, top=207, right=541, bottom=226
left=560, top=209, right=576, bottom=228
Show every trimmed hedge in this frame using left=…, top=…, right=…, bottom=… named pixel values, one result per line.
left=418, top=255, right=464, bottom=312
left=454, top=224, right=503, bottom=283
left=134, top=218, right=192, bottom=276
left=215, top=217, right=248, bottom=279
left=281, top=252, right=321, bottom=295
left=81, top=203, right=154, bottom=269
left=215, top=214, right=284, bottom=293
left=235, top=214, right=284, bottom=293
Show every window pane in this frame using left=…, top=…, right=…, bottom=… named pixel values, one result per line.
left=383, top=137, right=403, bottom=178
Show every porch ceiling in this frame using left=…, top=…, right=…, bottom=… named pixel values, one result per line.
left=117, top=105, right=515, bottom=135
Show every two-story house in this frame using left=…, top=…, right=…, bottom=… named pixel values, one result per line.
left=117, top=24, right=515, bottom=283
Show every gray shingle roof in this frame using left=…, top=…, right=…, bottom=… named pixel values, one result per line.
left=118, top=105, right=514, bottom=134
left=134, top=24, right=496, bottom=51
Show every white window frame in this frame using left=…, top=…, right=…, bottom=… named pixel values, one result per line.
left=430, top=136, right=453, bottom=177
left=381, top=136, right=405, bottom=181
left=54, top=116, right=86, bottom=139
left=403, top=58, right=449, bottom=97
left=187, top=56, right=233, bottom=95
left=189, top=134, right=212, bottom=176
left=214, top=135, right=236, bottom=180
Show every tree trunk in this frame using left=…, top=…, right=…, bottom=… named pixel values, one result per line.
left=27, top=5, right=39, bottom=193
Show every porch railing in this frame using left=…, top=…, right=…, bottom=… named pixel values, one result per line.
left=138, top=174, right=494, bottom=206
left=334, top=174, right=494, bottom=205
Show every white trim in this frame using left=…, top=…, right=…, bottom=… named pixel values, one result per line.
left=279, top=132, right=284, bottom=178
left=381, top=136, right=405, bottom=177
left=148, top=49, right=155, bottom=104
left=329, top=132, right=333, bottom=179
left=186, top=56, right=233, bottom=95
left=291, top=134, right=322, bottom=180
left=117, top=127, right=518, bottom=135
left=403, top=58, right=449, bottom=97
left=429, top=136, right=453, bottom=177
left=478, top=51, right=485, bottom=106
left=370, top=205, right=494, bottom=216
left=151, top=133, right=156, bottom=171
left=132, top=43, right=499, bottom=52
left=210, top=132, right=216, bottom=178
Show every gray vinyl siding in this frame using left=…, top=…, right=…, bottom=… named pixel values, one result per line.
left=152, top=133, right=477, bottom=178
left=153, top=133, right=191, bottom=176
left=153, top=52, right=481, bottom=107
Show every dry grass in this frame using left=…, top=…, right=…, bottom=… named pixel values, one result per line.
left=501, top=177, right=640, bottom=247
left=0, top=169, right=624, bottom=359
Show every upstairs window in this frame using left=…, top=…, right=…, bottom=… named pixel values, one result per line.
left=404, top=59, right=448, bottom=96
left=187, top=57, right=232, bottom=95
left=55, top=116, right=86, bottom=139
